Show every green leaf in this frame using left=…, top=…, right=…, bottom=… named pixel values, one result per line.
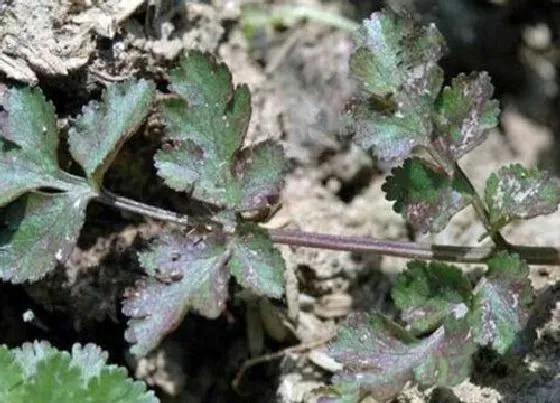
left=0, top=342, right=156, bottom=403
left=471, top=252, right=532, bottom=354
left=0, top=87, right=74, bottom=205
left=347, top=10, right=444, bottom=166
left=0, top=347, right=25, bottom=402
left=68, top=79, right=156, bottom=187
left=0, top=190, right=90, bottom=283
left=381, top=158, right=473, bottom=232
left=229, top=223, right=285, bottom=298
left=484, top=164, right=560, bottom=231
left=392, top=260, right=472, bottom=334
left=324, top=312, right=472, bottom=402
left=123, top=231, right=231, bottom=356
left=433, top=72, right=500, bottom=163
left=123, top=224, right=285, bottom=356
left=155, top=51, right=287, bottom=211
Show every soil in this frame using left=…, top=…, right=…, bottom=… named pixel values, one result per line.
left=2, top=0, right=560, bottom=402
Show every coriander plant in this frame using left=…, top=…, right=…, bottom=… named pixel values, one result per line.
left=1, top=6, right=559, bottom=402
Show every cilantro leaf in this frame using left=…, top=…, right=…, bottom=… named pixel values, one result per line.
left=350, top=9, right=444, bottom=99
left=68, top=79, right=155, bottom=187
left=0, top=347, right=25, bottom=401
left=414, top=316, right=475, bottom=388
left=392, top=260, right=472, bottom=334
left=155, top=52, right=287, bottom=211
left=484, top=164, right=560, bottom=231
left=471, top=252, right=532, bottom=354
left=347, top=9, right=444, bottom=166
left=324, top=312, right=472, bottom=402
left=123, top=231, right=231, bottom=356
left=0, top=342, right=156, bottom=402
left=0, top=83, right=156, bottom=283
left=0, top=87, right=76, bottom=205
left=0, top=189, right=91, bottom=283
left=123, top=223, right=285, bottom=356
left=432, top=72, right=500, bottom=163
left=229, top=223, right=285, bottom=298
left=382, top=158, right=473, bottom=232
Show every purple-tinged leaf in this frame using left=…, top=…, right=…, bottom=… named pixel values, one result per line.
left=234, top=140, right=286, bottom=212
left=68, top=79, right=155, bottom=186
left=432, top=72, right=500, bottom=166
left=382, top=158, right=473, bottom=233
left=0, top=190, right=90, bottom=283
left=324, top=312, right=474, bottom=401
left=155, top=52, right=287, bottom=211
left=123, top=232, right=231, bottom=356
left=414, top=317, right=475, bottom=388
left=347, top=10, right=445, bottom=166
left=392, top=260, right=472, bottom=334
left=484, top=164, right=560, bottom=231
left=229, top=223, right=285, bottom=298
left=471, top=252, right=532, bottom=354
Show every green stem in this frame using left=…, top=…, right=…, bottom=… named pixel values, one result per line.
left=242, top=4, right=359, bottom=33
left=453, top=162, right=511, bottom=249
left=95, top=189, right=189, bottom=225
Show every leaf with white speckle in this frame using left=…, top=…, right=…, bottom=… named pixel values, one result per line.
left=123, top=223, right=285, bottom=356
left=471, top=252, right=532, bottom=354
left=123, top=231, right=231, bottom=356
left=229, top=223, right=285, bottom=298
left=346, top=9, right=444, bottom=166
left=392, top=260, right=473, bottom=335
left=432, top=72, right=500, bottom=166
left=484, top=164, right=560, bottom=231
left=322, top=312, right=473, bottom=402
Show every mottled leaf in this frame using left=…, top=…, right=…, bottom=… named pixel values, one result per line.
left=155, top=52, right=286, bottom=211
left=324, top=313, right=475, bottom=401
left=392, top=260, right=472, bottom=334
left=68, top=79, right=155, bottom=186
left=123, top=231, right=231, bottom=356
left=414, top=317, right=475, bottom=388
left=124, top=223, right=285, bottom=356
left=1, top=342, right=156, bottom=403
left=0, top=87, right=74, bottom=205
left=382, top=158, right=473, bottom=232
left=0, top=190, right=91, bottom=283
left=350, top=9, right=444, bottom=98
left=347, top=10, right=444, bottom=166
left=471, top=252, right=532, bottom=354
left=432, top=72, right=500, bottom=164
left=229, top=223, right=285, bottom=298
left=484, top=164, right=560, bottom=231
left=325, top=313, right=445, bottom=401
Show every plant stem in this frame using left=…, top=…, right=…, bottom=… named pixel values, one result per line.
left=95, top=189, right=189, bottom=225
left=268, top=228, right=560, bottom=266
left=242, top=4, right=359, bottom=33
left=453, top=162, right=511, bottom=249
left=92, top=191, right=560, bottom=266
